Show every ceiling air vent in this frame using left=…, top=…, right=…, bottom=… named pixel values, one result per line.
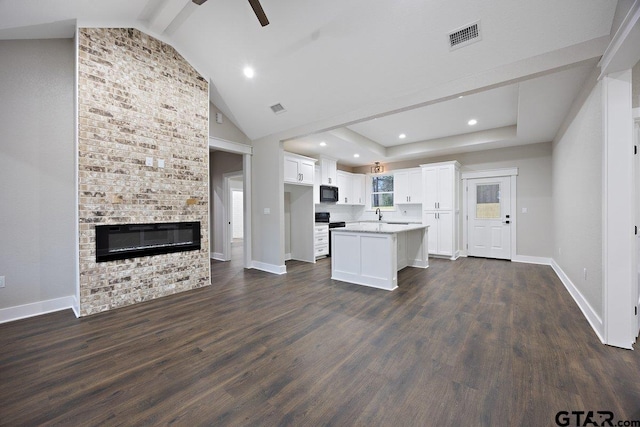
left=270, top=103, right=286, bottom=114
left=448, top=21, right=481, bottom=50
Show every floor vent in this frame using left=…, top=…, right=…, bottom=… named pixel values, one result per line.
left=270, top=103, right=286, bottom=114
left=449, top=21, right=481, bottom=50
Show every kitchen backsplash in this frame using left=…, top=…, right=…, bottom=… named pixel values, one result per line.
left=315, top=203, right=422, bottom=223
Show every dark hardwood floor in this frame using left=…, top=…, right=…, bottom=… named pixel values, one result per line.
left=1, top=251, right=640, bottom=426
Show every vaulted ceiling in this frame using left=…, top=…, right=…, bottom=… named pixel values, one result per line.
left=0, top=0, right=620, bottom=165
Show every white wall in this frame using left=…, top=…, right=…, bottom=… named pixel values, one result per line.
left=552, top=69, right=603, bottom=318
left=250, top=137, right=285, bottom=271
left=0, top=39, right=75, bottom=310
left=353, top=142, right=554, bottom=258
left=209, top=151, right=243, bottom=256
left=209, top=102, right=251, bottom=144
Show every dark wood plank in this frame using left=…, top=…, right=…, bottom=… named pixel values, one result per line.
left=1, top=254, right=640, bottom=426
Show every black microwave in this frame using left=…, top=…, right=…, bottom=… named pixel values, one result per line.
left=319, top=185, right=339, bottom=203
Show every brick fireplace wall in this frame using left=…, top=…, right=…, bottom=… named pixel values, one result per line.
left=77, top=28, right=210, bottom=316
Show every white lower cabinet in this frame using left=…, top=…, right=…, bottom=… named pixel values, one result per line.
left=314, top=224, right=329, bottom=258
left=423, top=211, right=453, bottom=258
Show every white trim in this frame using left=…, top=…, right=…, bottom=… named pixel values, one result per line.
left=512, top=255, right=551, bottom=265
left=243, top=154, right=252, bottom=269
left=461, top=167, right=519, bottom=179
left=634, top=107, right=640, bottom=119
left=284, top=253, right=292, bottom=261
left=211, top=252, right=225, bottom=261
left=73, top=26, right=81, bottom=318
left=250, top=261, right=287, bottom=275
left=0, top=296, right=77, bottom=324
left=209, top=136, right=252, bottom=155
left=551, top=259, right=605, bottom=344
left=598, top=0, right=640, bottom=79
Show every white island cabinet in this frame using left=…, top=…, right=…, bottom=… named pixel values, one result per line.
left=331, top=223, right=429, bottom=291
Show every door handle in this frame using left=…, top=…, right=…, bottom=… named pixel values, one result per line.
left=503, top=220, right=510, bottom=224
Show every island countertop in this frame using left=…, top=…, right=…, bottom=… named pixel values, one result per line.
left=337, top=222, right=428, bottom=234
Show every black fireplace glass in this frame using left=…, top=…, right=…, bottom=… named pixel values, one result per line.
left=95, top=222, right=201, bottom=262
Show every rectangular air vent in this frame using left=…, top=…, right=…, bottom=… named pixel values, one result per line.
left=449, top=21, right=481, bottom=50
left=270, top=103, right=286, bottom=114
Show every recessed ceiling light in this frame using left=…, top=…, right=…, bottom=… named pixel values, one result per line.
left=319, top=141, right=327, bottom=147
left=399, top=133, right=406, bottom=139
left=468, top=119, right=477, bottom=126
left=354, top=154, right=360, bottom=158
left=458, top=95, right=464, bottom=99
left=243, top=66, right=255, bottom=79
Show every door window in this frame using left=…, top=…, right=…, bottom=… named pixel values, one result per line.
left=476, top=183, right=500, bottom=219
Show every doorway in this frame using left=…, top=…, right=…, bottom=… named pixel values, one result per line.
left=462, top=168, right=518, bottom=261
left=222, top=172, right=244, bottom=263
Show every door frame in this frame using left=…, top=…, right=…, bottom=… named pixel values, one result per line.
left=210, top=137, right=253, bottom=269
left=223, top=171, right=243, bottom=261
left=462, top=168, right=518, bottom=260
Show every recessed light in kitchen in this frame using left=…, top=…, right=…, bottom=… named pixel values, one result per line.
left=243, top=66, right=255, bottom=79
left=399, top=133, right=406, bottom=139
left=468, top=119, right=477, bottom=126
left=354, top=154, right=360, bottom=158
left=319, top=141, right=327, bottom=147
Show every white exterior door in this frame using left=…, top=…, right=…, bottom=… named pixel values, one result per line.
left=467, top=177, right=511, bottom=260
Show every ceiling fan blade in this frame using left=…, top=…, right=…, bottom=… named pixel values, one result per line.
left=248, top=0, right=270, bottom=26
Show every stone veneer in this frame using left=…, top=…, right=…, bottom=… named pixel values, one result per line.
left=77, top=28, right=210, bottom=316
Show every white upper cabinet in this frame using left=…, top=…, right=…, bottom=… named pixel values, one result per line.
left=336, top=170, right=365, bottom=205
left=422, top=162, right=459, bottom=211
left=284, top=152, right=316, bottom=185
left=352, top=173, right=365, bottom=205
left=319, top=157, right=337, bottom=186
left=394, top=168, right=422, bottom=204
left=336, top=171, right=352, bottom=204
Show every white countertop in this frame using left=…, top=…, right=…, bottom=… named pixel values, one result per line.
left=336, top=222, right=428, bottom=234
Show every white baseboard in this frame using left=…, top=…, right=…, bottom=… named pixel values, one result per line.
left=512, top=255, right=552, bottom=265
left=550, top=259, right=605, bottom=343
left=0, top=295, right=76, bottom=324
left=250, top=261, right=287, bottom=275
left=284, top=253, right=292, bottom=261
left=211, top=252, right=225, bottom=261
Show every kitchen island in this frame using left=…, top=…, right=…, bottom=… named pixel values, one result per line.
left=331, top=223, right=429, bottom=291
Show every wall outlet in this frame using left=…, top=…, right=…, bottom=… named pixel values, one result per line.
left=157, top=158, right=165, bottom=168
left=0, top=276, right=5, bottom=288
left=521, top=207, right=528, bottom=213
left=558, top=247, right=562, bottom=256
left=145, top=157, right=153, bottom=167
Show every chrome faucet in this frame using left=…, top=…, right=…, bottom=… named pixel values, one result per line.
left=375, top=208, right=382, bottom=221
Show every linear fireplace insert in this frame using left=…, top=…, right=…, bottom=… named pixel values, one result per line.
left=95, top=222, right=201, bottom=262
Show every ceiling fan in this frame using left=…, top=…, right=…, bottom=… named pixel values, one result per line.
left=192, top=0, right=270, bottom=27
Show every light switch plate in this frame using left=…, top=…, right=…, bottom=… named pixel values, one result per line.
left=157, top=159, right=165, bottom=168
left=145, top=157, right=153, bottom=167
left=264, top=208, right=270, bottom=214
